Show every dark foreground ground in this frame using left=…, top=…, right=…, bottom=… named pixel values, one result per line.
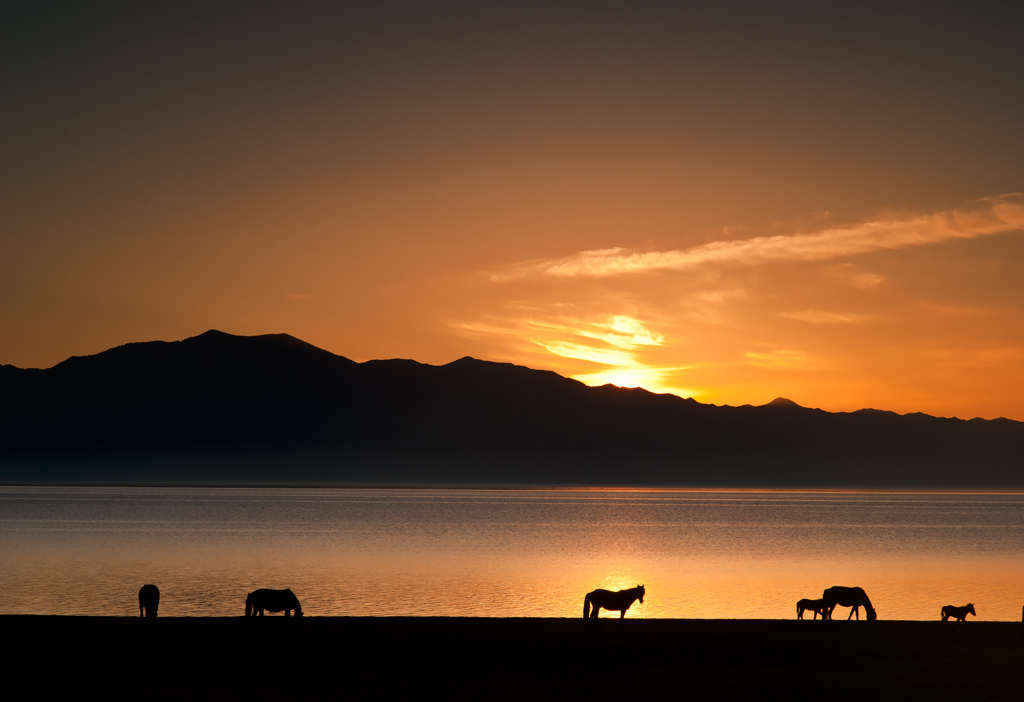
left=2, top=616, right=1021, bottom=700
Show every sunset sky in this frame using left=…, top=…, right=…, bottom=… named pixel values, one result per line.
left=3, top=2, right=1024, bottom=420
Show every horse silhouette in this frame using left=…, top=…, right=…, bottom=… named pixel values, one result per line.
left=138, top=584, right=160, bottom=618
left=796, top=598, right=828, bottom=620
left=822, top=586, right=876, bottom=621
left=583, top=584, right=644, bottom=623
left=245, top=588, right=303, bottom=617
left=941, top=603, right=975, bottom=622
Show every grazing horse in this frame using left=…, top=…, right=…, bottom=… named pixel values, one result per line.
left=138, top=584, right=160, bottom=618
left=245, top=588, right=303, bottom=617
left=796, top=598, right=828, bottom=620
left=941, top=604, right=976, bottom=622
left=822, top=586, right=877, bottom=621
left=583, top=585, right=645, bottom=622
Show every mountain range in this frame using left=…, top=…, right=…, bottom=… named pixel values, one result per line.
left=1, top=330, right=1021, bottom=488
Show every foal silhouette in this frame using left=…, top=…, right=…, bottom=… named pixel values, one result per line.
left=138, top=584, right=160, bottom=618
left=245, top=588, right=303, bottom=617
left=583, top=585, right=644, bottom=625
left=822, top=586, right=876, bottom=621
left=796, top=598, right=828, bottom=620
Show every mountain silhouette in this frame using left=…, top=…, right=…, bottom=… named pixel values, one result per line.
left=2, top=330, right=1022, bottom=488
left=762, top=397, right=802, bottom=408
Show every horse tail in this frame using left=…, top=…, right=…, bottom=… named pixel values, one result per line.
left=583, top=594, right=591, bottom=619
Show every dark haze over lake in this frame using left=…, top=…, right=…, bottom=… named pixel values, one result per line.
left=2, top=487, right=1022, bottom=620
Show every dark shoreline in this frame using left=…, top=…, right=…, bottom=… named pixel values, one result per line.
left=7, top=482, right=1024, bottom=493
left=6, top=616, right=1020, bottom=700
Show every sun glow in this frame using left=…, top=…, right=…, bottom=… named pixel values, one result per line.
left=573, top=367, right=695, bottom=398
left=527, top=315, right=694, bottom=397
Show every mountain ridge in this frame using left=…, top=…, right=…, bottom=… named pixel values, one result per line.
left=1, top=330, right=1021, bottom=488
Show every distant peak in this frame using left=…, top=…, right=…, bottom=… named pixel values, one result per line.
left=763, top=397, right=802, bottom=408
left=186, top=330, right=304, bottom=345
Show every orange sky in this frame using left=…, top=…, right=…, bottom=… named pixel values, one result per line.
left=3, top=3, right=1023, bottom=420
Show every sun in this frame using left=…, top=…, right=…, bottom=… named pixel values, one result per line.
left=572, top=367, right=696, bottom=399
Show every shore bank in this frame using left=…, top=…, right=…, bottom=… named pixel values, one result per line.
left=4, top=616, right=1020, bottom=700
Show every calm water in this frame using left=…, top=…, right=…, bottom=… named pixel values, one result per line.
left=2, top=487, right=1023, bottom=620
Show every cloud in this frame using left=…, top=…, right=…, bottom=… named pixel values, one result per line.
left=918, top=301, right=1000, bottom=317
left=780, top=309, right=871, bottom=324
left=825, top=264, right=885, bottom=290
left=529, top=315, right=665, bottom=367
left=535, top=340, right=638, bottom=367
left=284, top=293, right=311, bottom=300
left=576, top=315, right=665, bottom=348
left=744, top=349, right=811, bottom=369
left=491, top=196, right=1024, bottom=281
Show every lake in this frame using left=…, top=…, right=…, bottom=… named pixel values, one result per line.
left=2, top=486, right=1022, bottom=620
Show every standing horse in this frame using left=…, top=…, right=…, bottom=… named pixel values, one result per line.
left=822, top=586, right=876, bottom=621
left=796, top=598, right=828, bottom=620
left=941, top=604, right=975, bottom=622
left=138, top=584, right=160, bottom=618
left=245, top=588, right=303, bottom=617
left=583, top=585, right=644, bottom=623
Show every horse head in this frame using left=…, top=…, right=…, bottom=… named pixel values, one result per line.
left=867, top=607, right=877, bottom=621
left=967, top=603, right=976, bottom=616
left=637, top=584, right=645, bottom=604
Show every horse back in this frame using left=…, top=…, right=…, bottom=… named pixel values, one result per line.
left=250, top=588, right=300, bottom=613
left=585, top=587, right=638, bottom=611
left=823, top=586, right=867, bottom=606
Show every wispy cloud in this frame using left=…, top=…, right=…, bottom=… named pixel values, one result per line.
left=535, top=340, right=638, bottom=367
left=744, top=349, right=812, bottom=369
left=534, top=315, right=665, bottom=349
left=780, top=309, right=871, bottom=324
left=825, top=264, right=885, bottom=290
left=491, top=196, right=1024, bottom=281
left=918, top=301, right=1000, bottom=317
